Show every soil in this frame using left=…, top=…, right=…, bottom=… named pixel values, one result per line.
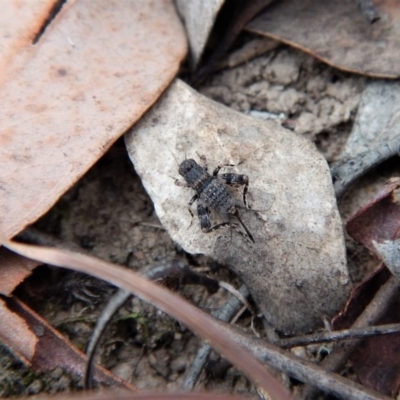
left=3, top=39, right=388, bottom=397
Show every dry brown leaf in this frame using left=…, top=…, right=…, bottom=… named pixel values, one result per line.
left=5, top=296, right=136, bottom=389
left=247, top=0, right=400, bottom=78
left=0, top=247, right=39, bottom=295
left=0, top=0, right=187, bottom=241
left=332, top=265, right=389, bottom=331
left=347, top=178, right=400, bottom=253
left=0, top=297, right=37, bottom=365
left=4, top=240, right=292, bottom=400
left=0, top=0, right=57, bottom=78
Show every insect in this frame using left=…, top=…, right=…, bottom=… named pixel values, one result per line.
left=176, top=155, right=255, bottom=243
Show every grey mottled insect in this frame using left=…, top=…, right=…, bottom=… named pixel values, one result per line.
left=176, top=155, right=254, bottom=242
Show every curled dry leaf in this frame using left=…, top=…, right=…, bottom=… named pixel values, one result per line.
left=332, top=81, right=400, bottom=196
left=4, top=241, right=292, bottom=400
left=332, top=265, right=389, bottom=331
left=175, top=0, right=225, bottom=68
left=374, top=240, right=400, bottom=281
left=347, top=177, right=400, bottom=253
left=247, top=0, right=400, bottom=78
left=361, top=177, right=400, bottom=302
left=0, top=0, right=187, bottom=241
left=0, top=247, right=39, bottom=295
left=125, top=79, right=350, bottom=334
left=193, top=0, right=274, bottom=82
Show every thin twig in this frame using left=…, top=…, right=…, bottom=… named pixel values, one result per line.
left=16, top=227, right=87, bottom=253
left=218, top=281, right=254, bottom=314
left=278, top=323, right=400, bottom=349
left=85, top=288, right=130, bottom=388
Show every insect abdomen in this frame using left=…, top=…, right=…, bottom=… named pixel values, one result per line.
left=200, top=179, right=232, bottom=213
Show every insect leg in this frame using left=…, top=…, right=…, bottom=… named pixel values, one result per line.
left=188, top=193, right=198, bottom=212
left=197, top=153, right=208, bottom=172
left=175, top=178, right=189, bottom=187
left=220, top=173, right=249, bottom=208
left=187, top=194, right=198, bottom=228
left=197, top=203, right=211, bottom=232
left=228, top=213, right=233, bottom=242
left=233, top=209, right=255, bottom=243
left=212, top=163, right=235, bottom=177
left=197, top=204, right=231, bottom=233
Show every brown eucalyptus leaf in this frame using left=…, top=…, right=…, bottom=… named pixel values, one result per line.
left=0, top=247, right=39, bottom=296
left=332, top=264, right=389, bottom=330
left=125, top=79, right=351, bottom=335
left=0, top=297, right=37, bottom=365
left=247, top=0, right=400, bottom=78
left=6, top=296, right=136, bottom=389
left=0, top=0, right=57, bottom=78
left=0, top=0, right=187, bottom=241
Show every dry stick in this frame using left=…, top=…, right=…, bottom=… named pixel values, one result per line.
left=85, top=288, right=130, bottom=388
left=183, top=285, right=250, bottom=391
left=17, top=227, right=87, bottom=253
left=302, top=275, right=400, bottom=400
left=278, top=323, right=400, bottom=349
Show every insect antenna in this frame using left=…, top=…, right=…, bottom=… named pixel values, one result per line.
left=233, top=210, right=255, bottom=243
left=236, top=205, right=264, bottom=213
left=168, top=149, right=180, bottom=167
left=228, top=214, right=233, bottom=242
